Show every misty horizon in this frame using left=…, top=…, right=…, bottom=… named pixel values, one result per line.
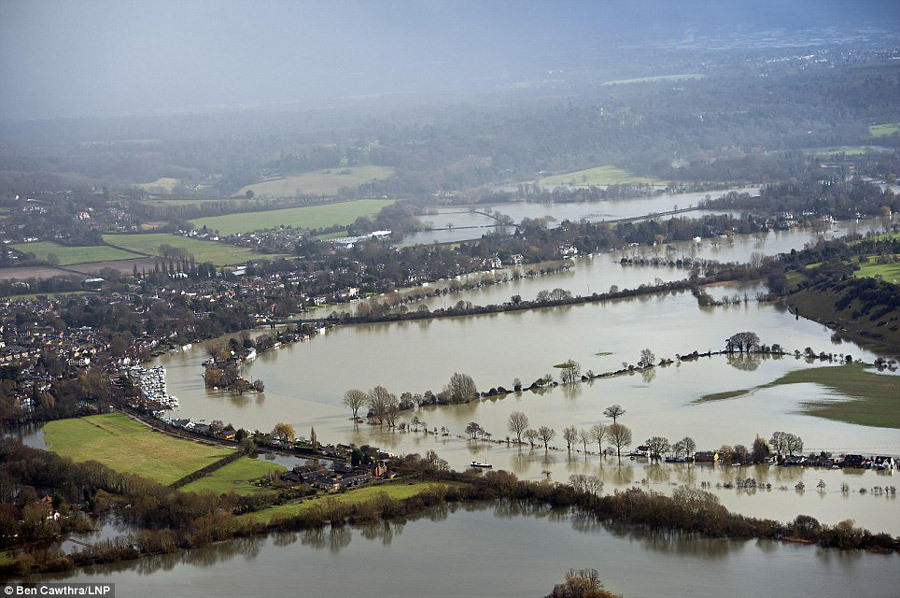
left=2, top=0, right=899, bottom=122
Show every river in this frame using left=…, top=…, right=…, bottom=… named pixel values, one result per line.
left=36, top=502, right=899, bottom=597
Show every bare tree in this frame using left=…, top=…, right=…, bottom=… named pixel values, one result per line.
left=446, top=372, right=478, bottom=403
left=523, top=428, right=538, bottom=448
left=343, top=389, right=367, bottom=421
left=559, top=359, right=581, bottom=384
left=563, top=425, right=579, bottom=451
left=507, top=411, right=529, bottom=444
left=603, top=404, right=626, bottom=424
left=367, top=385, right=396, bottom=426
left=465, top=421, right=483, bottom=440
left=608, top=423, right=632, bottom=463
left=589, top=423, right=608, bottom=454
left=570, top=475, right=604, bottom=497
left=645, top=436, right=670, bottom=460
left=578, top=429, right=591, bottom=453
left=639, top=348, right=656, bottom=368
left=537, top=426, right=556, bottom=450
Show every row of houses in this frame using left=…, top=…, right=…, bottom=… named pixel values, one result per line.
left=281, top=460, right=394, bottom=491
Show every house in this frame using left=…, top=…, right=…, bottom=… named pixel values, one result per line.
left=841, top=454, right=865, bottom=468
left=872, top=456, right=895, bottom=470
left=694, top=451, right=719, bottom=463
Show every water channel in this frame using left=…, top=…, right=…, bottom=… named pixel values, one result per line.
left=36, top=503, right=900, bottom=597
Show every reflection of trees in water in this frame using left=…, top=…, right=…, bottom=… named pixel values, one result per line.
left=493, top=499, right=551, bottom=520
left=598, top=521, right=745, bottom=559
left=610, top=465, right=634, bottom=485
left=328, top=525, right=352, bottom=553
left=510, top=448, right=533, bottom=476
left=640, top=367, right=656, bottom=384
left=726, top=353, right=761, bottom=371
left=181, top=536, right=263, bottom=568
left=300, top=528, right=327, bottom=550
left=560, top=383, right=582, bottom=400
left=645, top=463, right=670, bottom=484
left=671, top=464, right=698, bottom=487
left=272, top=531, right=299, bottom=547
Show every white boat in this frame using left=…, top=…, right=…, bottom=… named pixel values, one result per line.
left=470, top=461, right=492, bottom=468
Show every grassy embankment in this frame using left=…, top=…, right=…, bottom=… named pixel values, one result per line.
left=9, top=241, right=142, bottom=265
left=235, top=166, right=395, bottom=199
left=534, top=165, right=668, bottom=187
left=240, top=481, right=459, bottom=526
left=189, top=198, right=396, bottom=236
left=783, top=281, right=899, bottom=353
left=601, top=74, right=705, bottom=85
left=869, top=123, right=899, bottom=137
left=697, top=363, right=900, bottom=429
left=103, top=233, right=274, bottom=267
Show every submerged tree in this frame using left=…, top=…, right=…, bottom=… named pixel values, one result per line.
left=342, top=388, right=368, bottom=421
left=608, top=423, right=632, bottom=464
left=538, top=426, right=556, bottom=450
left=603, top=404, right=626, bottom=424
left=559, top=359, right=581, bottom=385
left=507, top=411, right=529, bottom=444
left=446, top=372, right=478, bottom=403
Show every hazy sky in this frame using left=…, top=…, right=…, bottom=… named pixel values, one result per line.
left=1, top=0, right=897, bottom=121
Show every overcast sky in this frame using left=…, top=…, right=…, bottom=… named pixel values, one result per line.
left=1, top=0, right=897, bottom=121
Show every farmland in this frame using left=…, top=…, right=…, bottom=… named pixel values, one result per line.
left=180, top=457, right=286, bottom=496
left=9, top=241, right=142, bottom=265
left=534, top=165, right=668, bottom=187
left=854, top=259, right=900, bottom=282
left=43, top=413, right=233, bottom=485
left=138, top=177, right=180, bottom=193
left=189, top=198, right=396, bottom=235
left=601, top=73, right=705, bottom=86
left=103, top=233, right=272, bottom=266
left=236, top=166, right=396, bottom=198
left=241, top=481, right=457, bottom=525
left=869, top=123, right=899, bottom=137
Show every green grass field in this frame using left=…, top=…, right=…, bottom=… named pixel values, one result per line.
left=43, top=414, right=233, bottom=485
left=138, top=177, right=180, bottom=192
left=236, top=166, right=395, bottom=198
left=189, top=199, right=396, bottom=235
left=10, top=241, right=142, bottom=265
left=535, top=166, right=668, bottom=187
left=601, top=74, right=704, bottom=86
left=180, top=457, right=285, bottom=496
left=8, top=291, right=92, bottom=302
left=103, top=233, right=269, bottom=266
left=869, top=123, right=899, bottom=137
left=139, top=198, right=247, bottom=208
left=241, top=481, right=452, bottom=525
left=815, top=146, right=868, bottom=156
left=698, top=363, right=900, bottom=428
left=854, top=258, right=900, bottom=283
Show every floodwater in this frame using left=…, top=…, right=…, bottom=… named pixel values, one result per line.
left=401, top=216, right=889, bottom=309
left=402, top=187, right=759, bottom=246
left=154, top=217, right=899, bottom=532
left=38, top=503, right=899, bottom=598
left=157, top=273, right=899, bottom=532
